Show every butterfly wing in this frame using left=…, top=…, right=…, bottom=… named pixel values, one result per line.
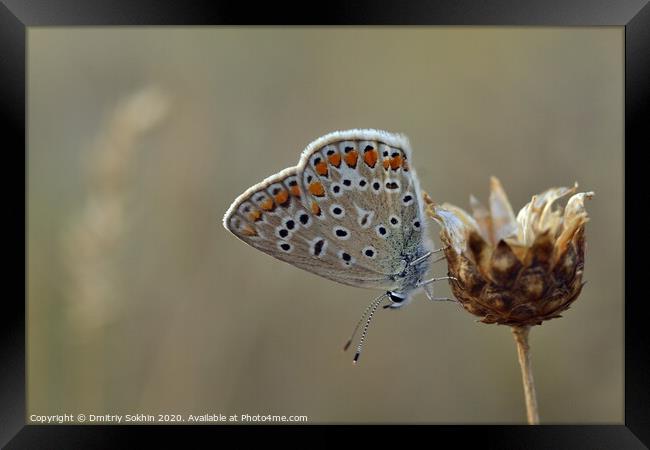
left=223, top=166, right=390, bottom=289
left=223, top=129, right=432, bottom=291
left=297, top=130, right=432, bottom=291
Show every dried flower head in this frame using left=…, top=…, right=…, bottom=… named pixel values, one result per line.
left=426, top=177, right=594, bottom=326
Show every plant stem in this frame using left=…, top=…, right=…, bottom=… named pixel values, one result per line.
left=511, top=325, right=540, bottom=424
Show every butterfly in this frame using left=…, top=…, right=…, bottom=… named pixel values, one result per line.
left=223, top=129, right=450, bottom=362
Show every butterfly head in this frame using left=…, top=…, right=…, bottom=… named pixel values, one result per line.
left=384, top=290, right=412, bottom=309
left=383, top=248, right=432, bottom=309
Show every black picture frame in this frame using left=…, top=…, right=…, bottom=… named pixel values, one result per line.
left=3, top=0, right=648, bottom=447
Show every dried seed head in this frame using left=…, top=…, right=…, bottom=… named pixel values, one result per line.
left=426, top=178, right=593, bottom=327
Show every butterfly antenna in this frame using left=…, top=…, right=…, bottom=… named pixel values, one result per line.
left=353, top=294, right=388, bottom=364
left=343, top=292, right=387, bottom=351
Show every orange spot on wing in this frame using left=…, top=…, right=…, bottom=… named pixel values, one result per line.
left=290, top=185, right=301, bottom=197
left=248, top=210, right=262, bottom=222
left=344, top=150, right=358, bottom=168
left=260, top=198, right=275, bottom=211
left=308, top=181, right=325, bottom=197
left=241, top=224, right=257, bottom=236
left=311, top=201, right=321, bottom=216
left=328, top=153, right=341, bottom=167
left=390, top=155, right=403, bottom=170
left=382, top=159, right=390, bottom=170
left=274, top=190, right=289, bottom=206
left=363, top=149, right=378, bottom=168
left=315, top=161, right=328, bottom=176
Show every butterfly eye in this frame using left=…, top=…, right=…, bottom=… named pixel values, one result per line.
left=388, top=291, right=407, bottom=303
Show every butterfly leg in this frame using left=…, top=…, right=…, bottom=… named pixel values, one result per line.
left=408, top=246, right=448, bottom=267
left=423, top=282, right=456, bottom=303
left=431, top=255, right=447, bottom=264
left=418, top=276, right=457, bottom=286
left=418, top=276, right=459, bottom=302
left=408, top=251, right=432, bottom=267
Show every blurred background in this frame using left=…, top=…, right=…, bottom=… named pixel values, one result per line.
left=28, top=27, right=623, bottom=424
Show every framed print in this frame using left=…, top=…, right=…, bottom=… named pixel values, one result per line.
left=3, top=0, right=649, bottom=447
